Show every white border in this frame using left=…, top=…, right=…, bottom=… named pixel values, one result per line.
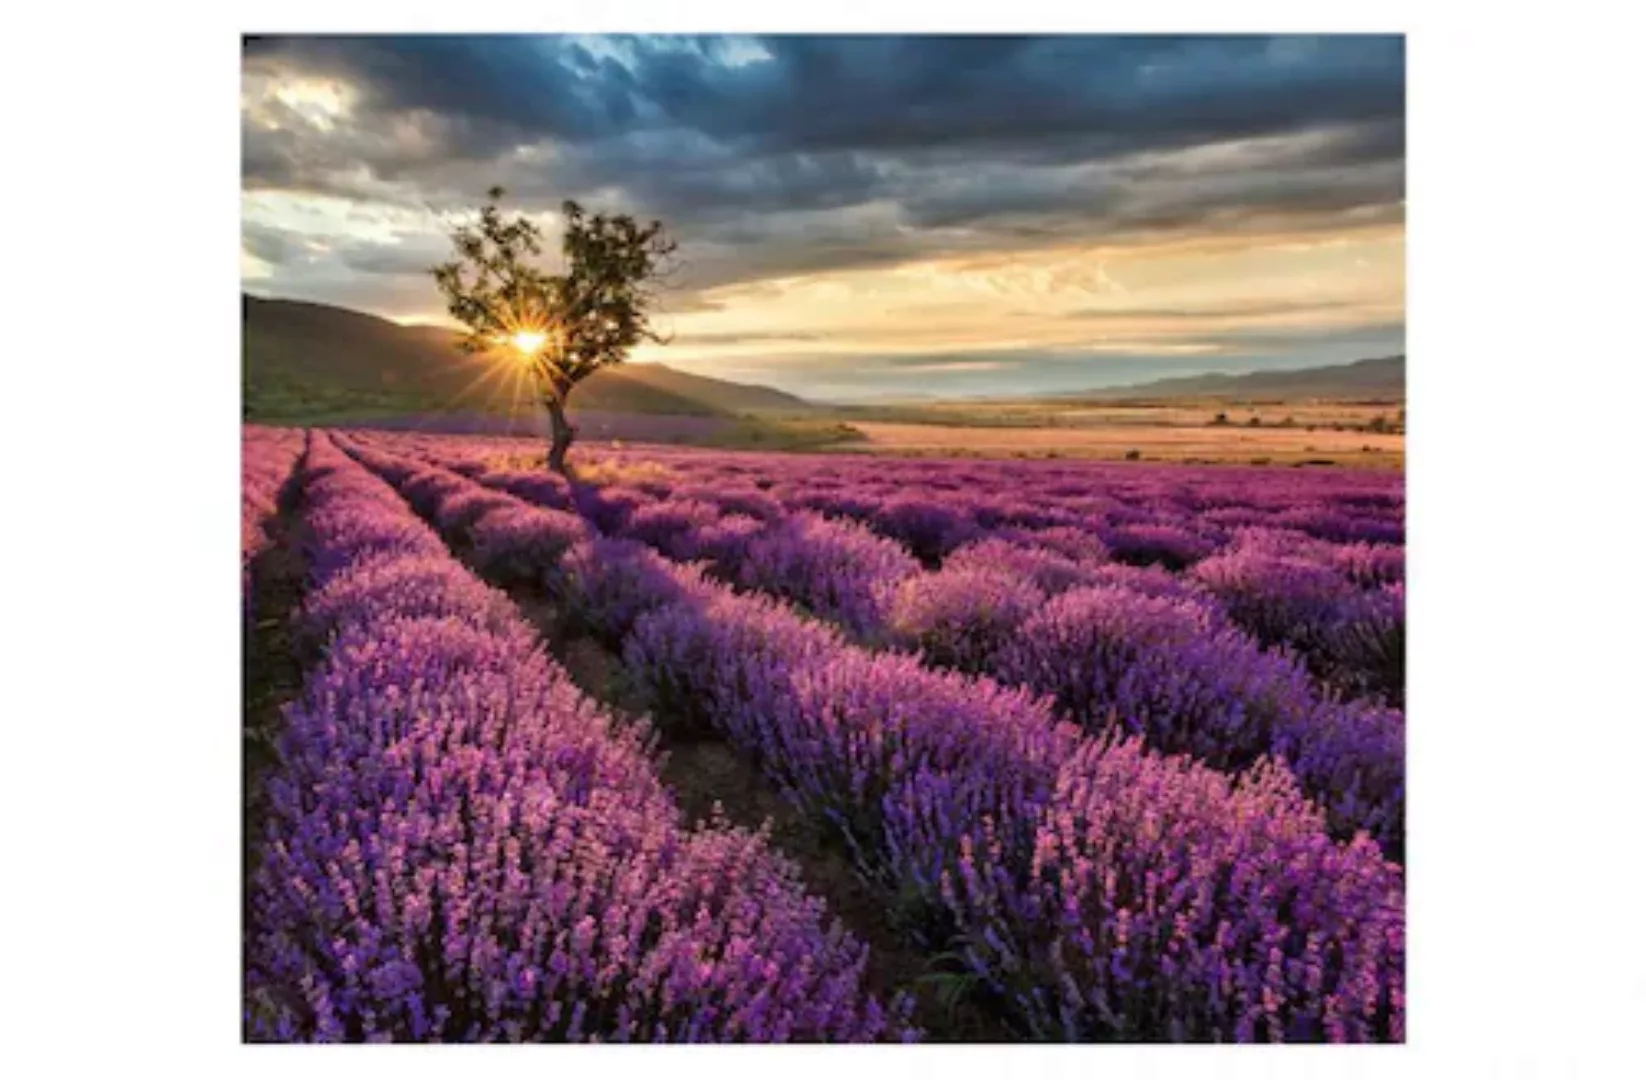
left=7, top=4, right=1645, bottom=1078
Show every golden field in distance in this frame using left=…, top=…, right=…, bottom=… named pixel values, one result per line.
left=816, top=398, right=1405, bottom=468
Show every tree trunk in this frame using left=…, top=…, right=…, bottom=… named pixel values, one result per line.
left=544, top=393, right=575, bottom=476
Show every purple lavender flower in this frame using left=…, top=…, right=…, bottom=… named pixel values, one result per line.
left=468, top=504, right=592, bottom=584
left=735, top=512, right=920, bottom=639
left=249, top=435, right=906, bottom=1042
left=309, top=429, right=1406, bottom=1042
left=886, top=564, right=1045, bottom=672
left=996, top=584, right=1403, bottom=854
left=940, top=737, right=1404, bottom=1042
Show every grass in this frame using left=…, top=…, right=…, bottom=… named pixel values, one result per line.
left=828, top=397, right=1404, bottom=433
left=563, top=456, right=681, bottom=487
left=702, top=418, right=867, bottom=452
left=823, top=419, right=1403, bottom=469
left=249, top=376, right=1400, bottom=469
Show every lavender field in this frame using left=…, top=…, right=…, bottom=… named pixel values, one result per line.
left=242, top=425, right=1405, bottom=1043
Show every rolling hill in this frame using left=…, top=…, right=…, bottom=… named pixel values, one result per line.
left=1078, top=355, right=1405, bottom=401
left=243, top=294, right=815, bottom=423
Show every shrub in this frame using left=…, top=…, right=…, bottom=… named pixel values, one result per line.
left=946, top=537, right=1101, bottom=595
left=873, top=496, right=980, bottom=563
left=1101, top=522, right=1217, bottom=571
left=942, top=737, right=1404, bottom=1042
left=996, top=585, right=1404, bottom=855
left=736, top=512, right=920, bottom=639
left=469, top=504, right=592, bottom=584
left=887, top=565, right=1045, bottom=672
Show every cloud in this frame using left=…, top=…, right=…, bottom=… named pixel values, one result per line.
left=243, top=35, right=1403, bottom=289
left=669, top=319, right=1405, bottom=401
left=897, top=360, right=1012, bottom=373
left=240, top=35, right=1405, bottom=397
left=674, top=329, right=824, bottom=346
left=1055, top=297, right=1381, bottom=323
left=241, top=221, right=298, bottom=266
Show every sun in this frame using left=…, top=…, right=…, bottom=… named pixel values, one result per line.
left=510, top=330, right=548, bottom=356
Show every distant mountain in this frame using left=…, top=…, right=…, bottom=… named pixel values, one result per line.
left=242, top=294, right=815, bottom=422
left=1076, top=355, right=1405, bottom=401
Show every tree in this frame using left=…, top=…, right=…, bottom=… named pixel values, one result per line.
left=432, top=186, right=677, bottom=475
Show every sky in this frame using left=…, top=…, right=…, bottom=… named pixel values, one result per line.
left=241, top=34, right=1405, bottom=401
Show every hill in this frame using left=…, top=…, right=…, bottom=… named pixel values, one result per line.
left=242, top=294, right=815, bottom=423
left=1076, top=355, right=1405, bottom=402
left=594, top=361, right=816, bottom=415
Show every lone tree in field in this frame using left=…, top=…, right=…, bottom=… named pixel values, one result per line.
left=432, top=186, right=676, bottom=475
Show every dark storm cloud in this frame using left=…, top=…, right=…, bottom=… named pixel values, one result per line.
left=246, top=34, right=1401, bottom=157
left=631, top=35, right=1402, bottom=158
left=245, top=34, right=642, bottom=148
left=243, top=34, right=1404, bottom=294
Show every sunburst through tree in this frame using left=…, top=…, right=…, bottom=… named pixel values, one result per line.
left=432, top=186, right=677, bottom=475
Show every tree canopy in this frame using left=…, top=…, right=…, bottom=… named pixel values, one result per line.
left=432, top=186, right=677, bottom=472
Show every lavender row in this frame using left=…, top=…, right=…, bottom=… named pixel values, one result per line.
left=345, top=428, right=1403, bottom=527
left=241, top=425, right=307, bottom=608
left=590, top=439, right=1404, bottom=542
left=351, top=433, right=1188, bottom=634
left=1192, top=535, right=1404, bottom=705
left=337, top=436, right=1405, bottom=1043
left=416, top=447, right=1404, bottom=860
left=874, top=553, right=1405, bottom=857
left=620, top=475, right=1404, bottom=709
left=245, top=433, right=905, bottom=1042
left=649, top=463, right=1406, bottom=702
left=612, top=439, right=1402, bottom=556
left=350, top=432, right=1401, bottom=706
left=354, top=430, right=1403, bottom=704
left=357, top=429, right=1403, bottom=563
